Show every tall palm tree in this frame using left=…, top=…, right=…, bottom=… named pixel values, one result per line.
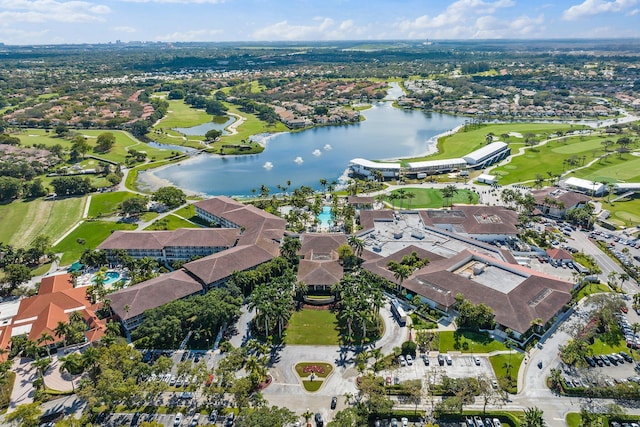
left=405, top=192, right=416, bottom=210
left=347, top=235, right=364, bottom=258
left=319, top=178, right=328, bottom=194
left=37, top=332, right=54, bottom=360
left=441, top=185, right=459, bottom=209
left=32, top=357, right=51, bottom=390
left=59, top=354, right=83, bottom=392
left=54, top=321, right=70, bottom=350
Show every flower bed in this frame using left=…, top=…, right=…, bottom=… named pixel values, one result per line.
left=294, top=362, right=333, bottom=379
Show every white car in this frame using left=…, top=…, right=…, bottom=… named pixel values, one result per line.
left=401, top=417, right=408, bottom=426
left=174, top=413, right=183, bottom=426
left=405, top=355, right=413, bottom=365
left=492, top=419, right=503, bottom=427
left=474, top=356, right=481, bottom=366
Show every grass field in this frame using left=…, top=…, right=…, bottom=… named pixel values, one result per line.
left=571, top=154, right=640, bottom=183
left=574, top=282, right=611, bottom=301
left=285, top=309, right=340, bottom=345
left=601, top=194, right=640, bottom=227
left=489, top=352, right=524, bottom=393
left=52, top=221, right=137, bottom=264
left=409, top=123, right=585, bottom=162
left=154, top=100, right=213, bottom=129
left=386, top=188, right=478, bottom=209
left=438, top=330, right=509, bottom=353
left=14, top=129, right=175, bottom=165
left=88, top=191, right=138, bottom=218
left=144, top=214, right=201, bottom=230
left=0, top=196, right=86, bottom=248
left=213, top=103, right=288, bottom=145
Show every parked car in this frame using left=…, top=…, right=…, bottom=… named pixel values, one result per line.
left=225, top=413, right=235, bottom=427
left=209, top=411, right=218, bottom=423
left=398, top=355, right=406, bottom=366
left=331, top=396, right=337, bottom=410
left=190, top=416, right=199, bottom=427
left=585, top=356, right=596, bottom=367
left=314, top=413, right=324, bottom=427
left=422, top=355, right=429, bottom=366
left=437, top=354, right=445, bottom=366
left=621, top=351, right=634, bottom=363
left=474, top=356, right=481, bottom=366
left=492, top=419, right=503, bottom=427
left=405, top=354, right=413, bottom=365
left=173, top=413, right=183, bottom=427
left=445, top=354, right=453, bottom=365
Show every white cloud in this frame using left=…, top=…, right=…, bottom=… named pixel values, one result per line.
left=252, top=17, right=368, bottom=40
left=155, top=29, right=223, bottom=41
left=390, top=0, right=549, bottom=39
left=119, top=0, right=225, bottom=3
left=562, top=0, right=638, bottom=20
left=0, top=0, right=110, bottom=24
left=396, top=0, right=514, bottom=31
left=627, top=7, right=640, bottom=14
left=113, top=26, right=136, bottom=33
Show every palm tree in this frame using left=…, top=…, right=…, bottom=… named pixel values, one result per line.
left=32, top=357, right=51, bottom=390
left=58, top=354, right=82, bottom=392
left=396, top=189, right=407, bottom=209
left=54, top=321, right=70, bottom=351
left=319, top=178, right=328, bottom=194
left=440, top=185, right=458, bottom=209
left=405, top=191, right=416, bottom=210
left=388, top=261, right=411, bottom=292
left=37, top=332, right=54, bottom=360
left=347, top=235, right=364, bottom=258
left=521, top=407, right=546, bottom=427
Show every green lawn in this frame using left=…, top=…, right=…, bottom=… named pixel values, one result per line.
left=52, top=221, right=137, bottom=264
left=144, top=214, right=201, bottom=230
left=0, top=196, right=86, bottom=248
left=386, top=188, right=478, bottom=209
left=589, top=330, right=634, bottom=357
left=571, top=153, right=640, bottom=183
left=438, top=330, right=509, bottom=353
left=214, top=103, right=288, bottom=145
left=154, top=99, right=213, bottom=129
left=15, top=129, right=175, bottom=165
left=409, top=123, right=585, bottom=162
left=285, top=309, right=340, bottom=345
left=489, top=352, right=524, bottom=393
left=600, top=194, right=640, bottom=227
left=574, top=282, right=610, bottom=301
left=88, top=191, right=138, bottom=218
left=565, top=412, right=582, bottom=427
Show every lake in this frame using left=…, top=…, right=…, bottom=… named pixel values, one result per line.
left=151, top=102, right=466, bottom=197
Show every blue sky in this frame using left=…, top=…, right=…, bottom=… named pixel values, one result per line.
left=0, top=0, right=638, bottom=45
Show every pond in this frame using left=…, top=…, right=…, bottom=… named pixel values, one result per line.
left=150, top=101, right=466, bottom=197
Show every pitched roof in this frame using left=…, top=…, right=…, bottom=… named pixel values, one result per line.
left=402, top=250, right=572, bottom=334
left=546, top=248, right=574, bottom=260
left=347, top=196, right=374, bottom=205
left=361, top=245, right=445, bottom=284
left=12, top=273, right=106, bottom=345
left=109, top=269, right=203, bottom=320
left=98, top=228, right=239, bottom=250
left=298, top=233, right=346, bottom=259
left=193, top=196, right=286, bottom=246
left=297, top=259, right=343, bottom=286
left=184, top=244, right=277, bottom=286
left=39, top=274, right=74, bottom=294
left=419, top=205, right=519, bottom=236
left=358, top=210, right=394, bottom=231
left=531, top=188, right=591, bottom=209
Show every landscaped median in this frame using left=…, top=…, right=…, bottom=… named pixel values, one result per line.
left=294, top=362, right=334, bottom=392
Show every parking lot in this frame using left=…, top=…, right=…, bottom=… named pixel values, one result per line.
left=383, top=353, right=497, bottom=386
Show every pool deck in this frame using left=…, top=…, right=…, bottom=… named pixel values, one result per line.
left=75, top=267, right=129, bottom=288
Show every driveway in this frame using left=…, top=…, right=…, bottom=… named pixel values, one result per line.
left=261, top=300, right=408, bottom=423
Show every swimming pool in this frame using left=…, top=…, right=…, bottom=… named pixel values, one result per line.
left=317, top=206, right=333, bottom=228
left=92, top=270, right=122, bottom=286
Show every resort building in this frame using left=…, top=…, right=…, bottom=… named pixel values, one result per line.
left=561, top=177, right=606, bottom=196
left=349, top=158, right=401, bottom=180
left=109, top=196, right=286, bottom=332
left=531, top=187, right=592, bottom=218
left=3, top=274, right=106, bottom=352
left=462, top=141, right=510, bottom=169
left=419, top=205, right=519, bottom=242
left=363, top=247, right=572, bottom=338
left=296, top=233, right=346, bottom=291
left=109, top=270, right=203, bottom=331
left=405, top=158, right=467, bottom=176
left=98, top=228, right=240, bottom=263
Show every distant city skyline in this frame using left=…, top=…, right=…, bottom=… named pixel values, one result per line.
left=0, top=0, right=638, bottom=45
